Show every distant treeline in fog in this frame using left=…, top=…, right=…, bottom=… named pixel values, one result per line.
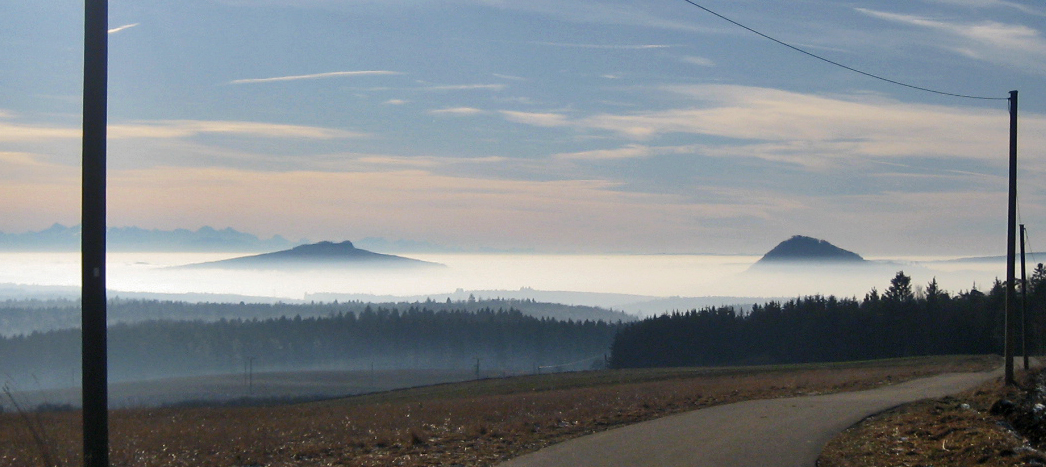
left=1, top=305, right=623, bottom=389
left=0, top=296, right=633, bottom=336
left=610, top=270, right=1046, bottom=368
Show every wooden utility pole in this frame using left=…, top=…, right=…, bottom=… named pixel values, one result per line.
left=82, top=0, right=109, bottom=466
left=1005, top=90, right=1018, bottom=385
left=1022, top=224, right=1029, bottom=370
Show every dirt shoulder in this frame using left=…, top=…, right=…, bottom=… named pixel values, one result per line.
left=819, top=366, right=1046, bottom=467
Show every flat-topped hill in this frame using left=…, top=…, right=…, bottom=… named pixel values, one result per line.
left=182, top=241, right=444, bottom=270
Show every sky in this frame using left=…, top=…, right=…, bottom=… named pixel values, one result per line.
left=1, top=0, right=1045, bottom=256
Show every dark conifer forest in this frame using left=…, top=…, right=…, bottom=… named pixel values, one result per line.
left=0, top=305, right=622, bottom=389
left=3, top=269, right=1042, bottom=390
left=610, top=270, right=1046, bottom=368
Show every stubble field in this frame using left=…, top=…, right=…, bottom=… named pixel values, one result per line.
left=1, top=355, right=998, bottom=467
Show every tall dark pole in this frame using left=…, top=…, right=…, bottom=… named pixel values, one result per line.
left=1021, top=224, right=1029, bottom=370
left=1005, top=90, right=1018, bottom=385
left=82, top=0, right=109, bottom=466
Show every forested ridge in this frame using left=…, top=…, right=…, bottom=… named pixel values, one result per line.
left=610, top=269, right=1046, bottom=368
left=5, top=269, right=1038, bottom=390
left=0, top=306, right=622, bottom=389
left=0, top=296, right=633, bottom=336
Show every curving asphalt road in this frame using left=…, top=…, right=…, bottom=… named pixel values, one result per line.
left=498, top=369, right=1002, bottom=467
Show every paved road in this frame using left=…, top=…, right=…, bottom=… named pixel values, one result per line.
left=498, top=369, right=1002, bottom=467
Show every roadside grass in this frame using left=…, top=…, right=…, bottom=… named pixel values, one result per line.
left=0, top=355, right=997, bottom=467
left=819, top=366, right=1046, bottom=467
left=1, top=385, right=68, bottom=467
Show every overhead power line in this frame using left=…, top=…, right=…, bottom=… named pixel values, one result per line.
left=676, top=0, right=1008, bottom=101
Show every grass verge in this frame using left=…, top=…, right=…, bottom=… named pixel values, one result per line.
left=819, top=366, right=1046, bottom=467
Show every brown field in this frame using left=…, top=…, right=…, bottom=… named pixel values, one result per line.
left=0, top=355, right=997, bottom=467
left=7, top=368, right=484, bottom=409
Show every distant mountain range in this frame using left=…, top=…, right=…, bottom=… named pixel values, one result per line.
left=0, top=224, right=301, bottom=252
left=181, top=240, right=445, bottom=270
left=0, top=224, right=508, bottom=254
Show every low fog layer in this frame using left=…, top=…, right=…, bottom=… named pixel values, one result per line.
left=0, top=252, right=1014, bottom=309
left=0, top=254, right=1020, bottom=409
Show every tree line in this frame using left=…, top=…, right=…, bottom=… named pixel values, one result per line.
left=6, top=269, right=1041, bottom=389
left=610, top=268, right=1046, bottom=368
left=0, top=296, right=632, bottom=336
left=0, top=305, right=623, bottom=389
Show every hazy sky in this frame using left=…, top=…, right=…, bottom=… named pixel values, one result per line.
left=2, top=0, right=1045, bottom=255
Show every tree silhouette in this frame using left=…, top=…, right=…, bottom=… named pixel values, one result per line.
left=884, top=271, right=914, bottom=303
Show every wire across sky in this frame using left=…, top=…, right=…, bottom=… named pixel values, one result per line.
left=676, top=0, right=1010, bottom=101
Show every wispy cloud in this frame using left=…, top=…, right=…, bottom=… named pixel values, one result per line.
left=0, top=122, right=80, bottom=142
left=230, top=70, right=402, bottom=84
left=925, top=0, right=1046, bottom=16
left=108, top=120, right=366, bottom=140
left=856, top=8, right=1046, bottom=72
left=529, top=41, right=674, bottom=50
left=501, top=85, right=1046, bottom=168
left=108, top=23, right=139, bottom=34
left=0, top=118, right=365, bottom=143
left=555, top=144, right=658, bottom=160
left=554, top=144, right=718, bottom=161
left=0, top=151, right=42, bottom=166
left=419, top=84, right=506, bottom=92
left=384, top=99, right=409, bottom=105
left=499, top=110, right=571, bottom=127
left=356, top=155, right=507, bottom=167
left=680, top=56, right=715, bottom=67
left=428, top=107, right=487, bottom=116
left=477, top=1, right=721, bottom=34
left=492, top=73, right=527, bottom=81
left=354, top=83, right=507, bottom=93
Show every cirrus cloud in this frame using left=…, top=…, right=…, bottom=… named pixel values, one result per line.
left=108, top=23, right=139, bottom=34
left=230, top=70, right=402, bottom=85
left=428, top=107, right=487, bottom=116
left=0, top=116, right=366, bottom=142
left=500, top=85, right=1043, bottom=168
left=856, top=8, right=1046, bottom=72
left=107, top=120, right=366, bottom=140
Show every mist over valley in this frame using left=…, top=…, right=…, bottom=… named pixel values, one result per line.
left=0, top=232, right=1025, bottom=408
